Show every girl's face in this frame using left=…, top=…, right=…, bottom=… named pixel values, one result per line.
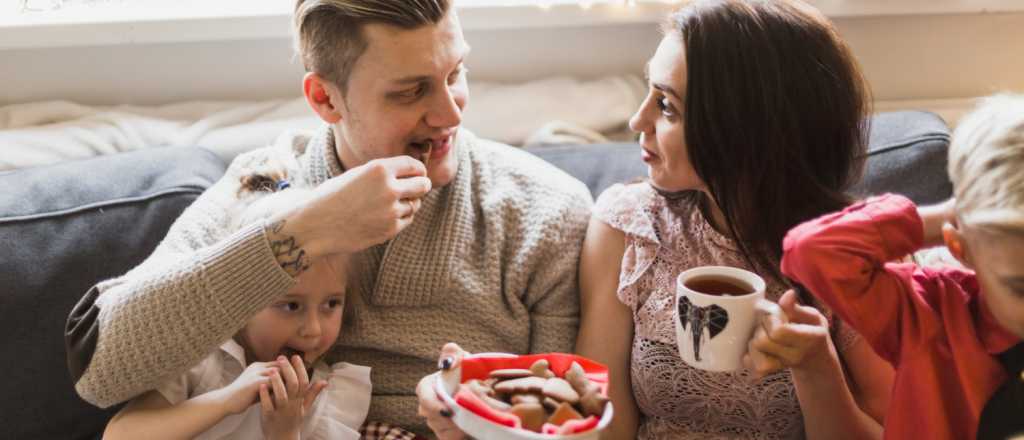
left=236, top=259, right=346, bottom=367
left=630, top=34, right=705, bottom=193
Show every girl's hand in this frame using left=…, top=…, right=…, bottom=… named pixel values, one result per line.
left=259, top=355, right=328, bottom=440
left=416, top=343, right=469, bottom=440
left=215, top=361, right=279, bottom=415
left=743, top=290, right=836, bottom=379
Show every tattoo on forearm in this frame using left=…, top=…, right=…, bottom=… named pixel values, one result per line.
left=266, top=219, right=310, bottom=277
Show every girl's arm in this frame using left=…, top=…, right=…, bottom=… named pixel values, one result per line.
left=103, top=389, right=232, bottom=440
left=104, top=360, right=279, bottom=440
left=575, top=217, right=640, bottom=440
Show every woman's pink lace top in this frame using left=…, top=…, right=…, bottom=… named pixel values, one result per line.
left=593, top=183, right=860, bottom=440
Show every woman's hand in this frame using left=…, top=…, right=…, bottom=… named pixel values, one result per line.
left=258, top=355, right=328, bottom=440
left=743, top=290, right=836, bottom=379
left=416, top=343, right=470, bottom=440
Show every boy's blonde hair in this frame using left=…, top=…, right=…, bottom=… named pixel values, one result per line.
left=293, top=0, right=451, bottom=92
left=948, top=93, right=1024, bottom=233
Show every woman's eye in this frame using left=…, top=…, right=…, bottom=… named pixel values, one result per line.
left=326, top=299, right=342, bottom=309
left=657, top=97, right=676, bottom=116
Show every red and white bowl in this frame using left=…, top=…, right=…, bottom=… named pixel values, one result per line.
left=434, top=352, right=615, bottom=440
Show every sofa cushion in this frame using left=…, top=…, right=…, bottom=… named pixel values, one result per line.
left=849, top=110, right=953, bottom=204
left=0, top=147, right=225, bottom=440
left=527, top=110, right=953, bottom=204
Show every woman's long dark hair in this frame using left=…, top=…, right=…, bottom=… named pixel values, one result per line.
left=668, top=0, right=870, bottom=283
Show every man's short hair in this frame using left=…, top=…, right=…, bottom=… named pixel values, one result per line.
left=949, top=93, right=1024, bottom=233
left=293, top=0, right=452, bottom=93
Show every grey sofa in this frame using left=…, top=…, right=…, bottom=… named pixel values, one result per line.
left=0, top=111, right=951, bottom=439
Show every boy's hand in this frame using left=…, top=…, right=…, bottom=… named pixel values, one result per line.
left=215, top=361, right=279, bottom=415
left=743, top=290, right=836, bottom=379
left=259, top=355, right=328, bottom=440
left=920, top=198, right=956, bottom=247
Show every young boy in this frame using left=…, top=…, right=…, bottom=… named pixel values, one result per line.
left=780, top=94, right=1024, bottom=440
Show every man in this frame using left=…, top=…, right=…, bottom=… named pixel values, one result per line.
left=66, top=0, right=592, bottom=436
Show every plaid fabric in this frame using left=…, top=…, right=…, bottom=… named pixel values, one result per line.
left=359, top=421, right=426, bottom=440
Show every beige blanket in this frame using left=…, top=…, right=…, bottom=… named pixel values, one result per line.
left=0, top=75, right=644, bottom=171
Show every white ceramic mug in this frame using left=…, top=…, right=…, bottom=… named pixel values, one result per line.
left=674, top=266, right=768, bottom=372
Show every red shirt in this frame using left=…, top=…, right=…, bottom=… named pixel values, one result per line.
left=780, top=194, right=1020, bottom=440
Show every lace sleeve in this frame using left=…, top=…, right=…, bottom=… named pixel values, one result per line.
left=593, top=183, right=662, bottom=310
left=592, top=183, right=631, bottom=230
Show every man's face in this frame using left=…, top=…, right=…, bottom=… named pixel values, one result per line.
left=334, top=12, right=470, bottom=188
left=964, top=229, right=1024, bottom=339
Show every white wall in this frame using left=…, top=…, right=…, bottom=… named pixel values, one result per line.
left=1, top=11, right=1023, bottom=107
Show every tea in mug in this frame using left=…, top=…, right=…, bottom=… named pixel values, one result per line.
left=684, top=276, right=754, bottom=296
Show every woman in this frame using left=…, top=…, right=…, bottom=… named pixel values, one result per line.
left=576, top=1, right=893, bottom=439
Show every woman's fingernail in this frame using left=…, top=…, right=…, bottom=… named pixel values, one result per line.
left=439, top=357, right=454, bottom=370
left=440, top=408, right=453, bottom=418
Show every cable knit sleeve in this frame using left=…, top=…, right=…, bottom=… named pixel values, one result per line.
left=522, top=181, right=594, bottom=355
left=68, top=148, right=297, bottom=408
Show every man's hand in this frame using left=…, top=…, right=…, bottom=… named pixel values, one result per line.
left=743, top=290, right=835, bottom=379
left=416, top=343, right=469, bottom=440
left=258, top=355, right=328, bottom=440
left=266, top=156, right=432, bottom=274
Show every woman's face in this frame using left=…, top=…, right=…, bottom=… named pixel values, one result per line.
left=630, top=34, right=705, bottom=193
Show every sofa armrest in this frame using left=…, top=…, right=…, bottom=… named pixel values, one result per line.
left=0, top=147, right=226, bottom=439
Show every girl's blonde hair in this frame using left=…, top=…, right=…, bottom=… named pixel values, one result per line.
left=948, top=94, right=1024, bottom=233
left=231, top=149, right=314, bottom=232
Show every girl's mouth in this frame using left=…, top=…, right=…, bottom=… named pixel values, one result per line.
left=279, top=347, right=307, bottom=367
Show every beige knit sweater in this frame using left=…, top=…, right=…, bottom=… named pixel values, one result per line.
left=74, top=126, right=593, bottom=435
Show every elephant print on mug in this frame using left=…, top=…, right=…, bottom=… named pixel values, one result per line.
left=677, top=297, right=730, bottom=361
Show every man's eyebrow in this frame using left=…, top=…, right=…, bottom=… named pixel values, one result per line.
left=392, top=74, right=430, bottom=86
left=391, top=55, right=469, bottom=85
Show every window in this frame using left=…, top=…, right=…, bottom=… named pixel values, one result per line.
left=3, top=0, right=1023, bottom=50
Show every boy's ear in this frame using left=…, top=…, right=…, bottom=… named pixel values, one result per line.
left=303, top=73, right=343, bottom=124
left=942, top=220, right=972, bottom=268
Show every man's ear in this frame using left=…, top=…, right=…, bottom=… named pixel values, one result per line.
left=303, top=73, right=343, bottom=124
left=942, top=220, right=972, bottom=268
